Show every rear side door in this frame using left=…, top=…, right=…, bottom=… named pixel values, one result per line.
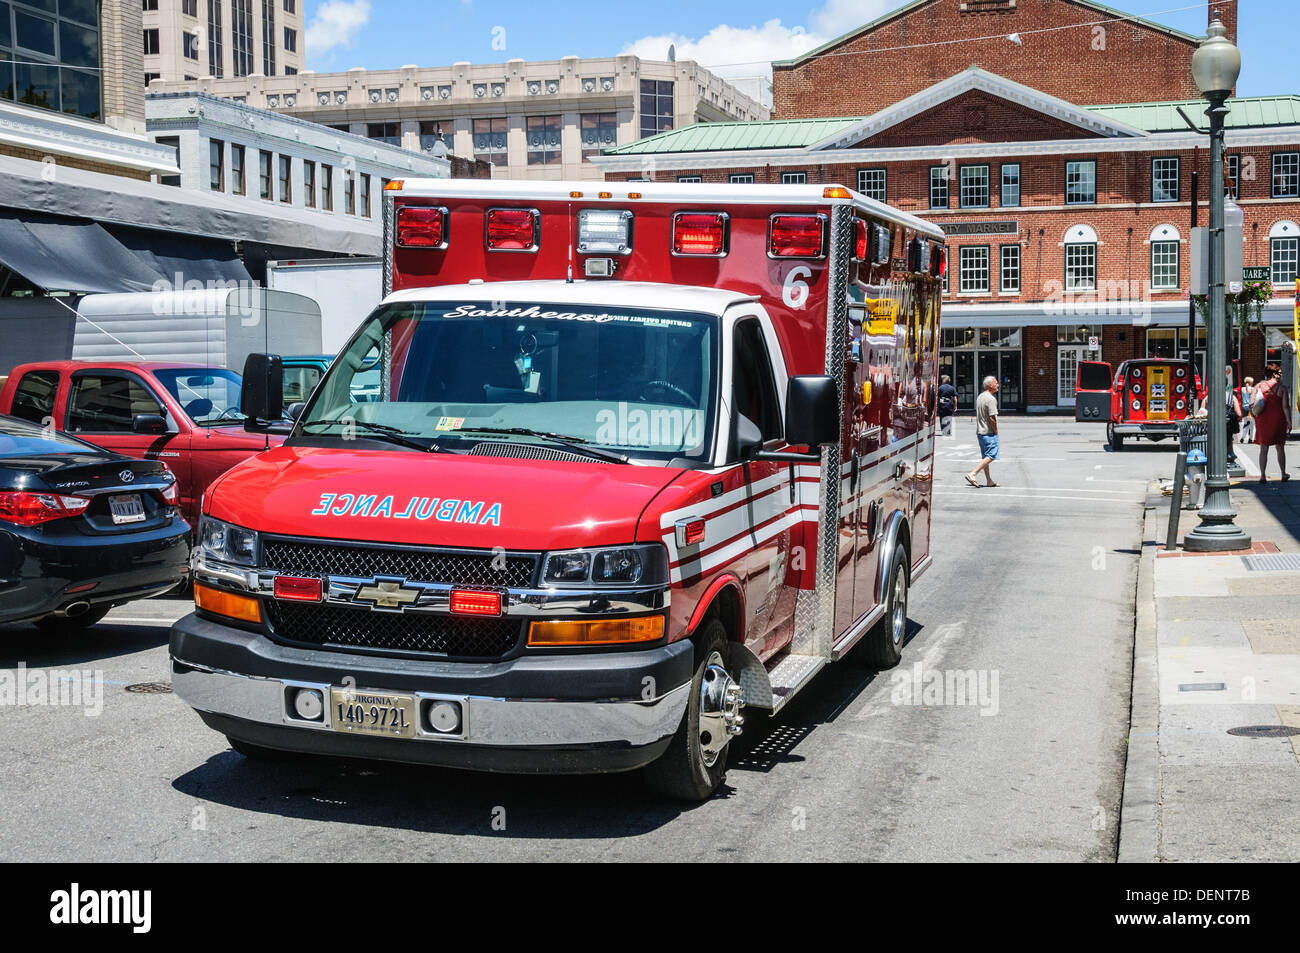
left=1075, top=360, right=1113, bottom=422
left=64, top=370, right=189, bottom=493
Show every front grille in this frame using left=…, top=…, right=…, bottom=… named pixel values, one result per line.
left=261, top=537, right=537, bottom=589
left=266, top=601, right=522, bottom=659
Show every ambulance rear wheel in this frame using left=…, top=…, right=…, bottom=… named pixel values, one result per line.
left=857, top=549, right=908, bottom=669
left=1108, top=423, right=1124, bottom=451
left=643, top=620, right=739, bottom=802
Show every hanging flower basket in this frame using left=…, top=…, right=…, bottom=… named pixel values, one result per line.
left=1190, top=278, right=1274, bottom=335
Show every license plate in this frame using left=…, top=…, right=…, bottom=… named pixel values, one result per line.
left=329, top=688, right=416, bottom=739
left=108, top=494, right=146, bottom=524
left=1150, top=383, right=1167, bottom=397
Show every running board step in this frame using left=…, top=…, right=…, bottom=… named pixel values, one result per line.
left=766, top=653, right=826, bottom=715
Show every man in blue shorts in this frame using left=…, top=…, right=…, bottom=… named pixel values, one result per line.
left=966, top=375, right=1000, bottom=487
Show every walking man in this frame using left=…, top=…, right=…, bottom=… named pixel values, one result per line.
left=965, top=376, right=1000, bottom=487
left=937, top=374, right=957, bottom=437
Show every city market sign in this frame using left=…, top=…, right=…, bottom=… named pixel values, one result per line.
left=940, top=221, right=1019, bottom=237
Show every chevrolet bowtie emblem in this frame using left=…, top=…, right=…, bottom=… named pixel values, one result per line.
left=354, top=580, right=420, bottom=608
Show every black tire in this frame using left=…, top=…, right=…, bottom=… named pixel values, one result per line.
left=34, top=605, right=111, bottom=633
left=856, top=548, right=909, bottom=669
left=1108, top=423, right=1124, bottom=452
left=227, top=736, right=293, bottom=761
left=643, top=619, right=738, bottom=802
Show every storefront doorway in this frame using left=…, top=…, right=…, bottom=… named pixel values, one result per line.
left=940, top=327, right=1023, bottom=411
left=1056, top=325, right=1103, bottom=408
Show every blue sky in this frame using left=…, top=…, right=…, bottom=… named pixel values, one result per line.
left=302, top=0, right=1294, bottom=102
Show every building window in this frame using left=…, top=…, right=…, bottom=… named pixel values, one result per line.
left=1065, top=160, right=1096, bottom=205
left=1272, top=152, right=1300, bottom=198
left=1226, top=153, right=1240, bottom=199
left=366, top=122, right=401, bottom=146
left=580, top=112, right=618, bottom=160
left=1000, top=244, right=1020, bottom=293
left=278, top=155, right=290, bottom=203
left=1151, top=157, right=1179, bottom=203
left=929, top=166, right=949, bottom=209
left=285, top=66, right=296, bottom=75
left=729, top=174, right=754, bottom=184
left=958, top=246, right=990, bottom=294
left=1065, top=242, right=1097, bottom=291
left=284, top=27, right=296, bottom=53
left=344, top=173, right=355, bottom=215
left=261, top=0, right=276, bottom=74
left=283, top=0, right=295, bottom=11
left=207, top=0, right=224, bottom=77
left=857, top=168, right=886, bottom=202
left=959, top=165, right=989, bottom=208
left=144, top=72, right=160, bottom=85
left=232, top=0, right=253, bottom=76
left=143, top=28, right=160, bottom=55
left=1150, top=240, right=1179, bottom=289
left=471, top=117, right=508, bottom=166
left=1273, top=237, right=1299, bottom=286
left=639, top=79, right=673, bottom=139
left=1000, top=164, right=1020, bottom=208
left=303, top=160, right=315, bottom=208
left=231, top=144, right=245, bottom=195
left=156, top=136, right=180, bottom=187
left=208, top=139, right=223, bottom=191
left=677, top=176, right=702, bottom=183
left=182, top=0, right=198, bottom=15
left=359, top=173, right=371, bottom=218
left=321, top=163, right=333, bottom=210
left=182, top=31, right=199, bottom=59
left=526, top=115, right=562, bottom=165
left=781, top=172, right=807, bottom=184
left=419, top=121, right=447, bottom=153
left=258, top=149, right=272, bottom=200
left=143, top=0, right=159, bottom=9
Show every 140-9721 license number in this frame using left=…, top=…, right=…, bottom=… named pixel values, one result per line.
left=328, top=688, right=416, bottom=738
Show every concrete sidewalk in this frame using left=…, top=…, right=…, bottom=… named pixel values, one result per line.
left=1121, top=443, right=1300, bottom=862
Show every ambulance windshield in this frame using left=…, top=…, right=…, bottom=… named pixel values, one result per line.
left=297, top=300, right=719, bottom=462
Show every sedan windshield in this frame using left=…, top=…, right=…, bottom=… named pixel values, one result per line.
left=297, top=300, right=718, bottom=462
left=154, top=368, right=244, bottom=427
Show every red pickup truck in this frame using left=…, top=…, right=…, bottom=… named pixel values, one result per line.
left=0, top=361, right=282, bottom=529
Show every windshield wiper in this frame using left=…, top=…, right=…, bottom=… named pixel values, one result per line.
left=451, top=427, right=629, bottom=463
left=300, top=418, right=443, bottom=453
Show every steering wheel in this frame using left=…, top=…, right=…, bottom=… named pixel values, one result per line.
left=216, top=406, right=244, bottom=420
left=639, top=380, right=694, bottom=406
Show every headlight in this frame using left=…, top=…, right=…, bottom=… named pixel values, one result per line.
left=542, top=544, right=668, bottom=587
left=198, top=516, right=259, bottom=567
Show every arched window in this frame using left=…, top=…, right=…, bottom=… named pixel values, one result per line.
left=1149, top=225, right=1181, bottom=290
left=1064, top=224, right=1097, bottom=291
left=1271, top=220, right=1298, bottom=285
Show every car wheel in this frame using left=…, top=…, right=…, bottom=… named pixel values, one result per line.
left=1108, top=423, right=1124, bottom=452
left=856, top=548, right=909, bottom=668
left=643, top=619, right=742, bottom=801
left=34, top=605, right=111, bottom=633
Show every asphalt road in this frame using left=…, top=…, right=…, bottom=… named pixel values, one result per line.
left=0, top=418, right=1181, bottom=861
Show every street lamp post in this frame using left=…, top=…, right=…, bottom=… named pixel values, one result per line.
left=1184, top=14, right=1251, bottom=552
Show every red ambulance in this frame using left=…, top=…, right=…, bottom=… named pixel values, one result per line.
left=170, top=180, right=945, bottom=799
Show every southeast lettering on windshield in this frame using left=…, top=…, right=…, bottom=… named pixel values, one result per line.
left=439, top=304, right=695, bottom=328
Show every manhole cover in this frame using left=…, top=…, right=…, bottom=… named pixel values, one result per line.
left=1226, top=725, right=1300, bottom=738
left=124, top=682, right=173, bottom=694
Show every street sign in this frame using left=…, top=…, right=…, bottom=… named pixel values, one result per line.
left=1088, top=336, right=1100, bottom=349
left=1244, top=266, right=1271, bottom=281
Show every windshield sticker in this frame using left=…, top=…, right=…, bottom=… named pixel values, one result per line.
left=311, top=493, right=502, bottom=525
left=435, top=416, right=465, bottom=431
left=439, top=303, right=696, bottom=328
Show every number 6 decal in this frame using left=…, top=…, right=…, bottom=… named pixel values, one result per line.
left=783, top=265, right=812, bottom=309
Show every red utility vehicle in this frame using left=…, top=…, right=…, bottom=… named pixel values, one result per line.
left=170, top=180, right=945, bottom=800
left=0, top=362, right=282, bottom=529
left=1076, top=358, right=1206, bottom=450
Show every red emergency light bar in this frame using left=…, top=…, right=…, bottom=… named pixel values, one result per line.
left=450, top=589, right=503, bottom=617
left=672, top=211, right=729, bottom=257
left=486, top=208, right=540, bottom=252
left=769, top=213, right=827, bottom=259
left=395, top=206, right=448, bottom=249
left=853, top=219, right=868, bottom=261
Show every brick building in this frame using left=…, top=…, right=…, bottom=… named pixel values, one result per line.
left=593, top=0, right=1299, bottom=413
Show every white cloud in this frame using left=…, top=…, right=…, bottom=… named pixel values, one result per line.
left=620, top=0, right=894, bottom=106
left=306, top=0, right=373, bottom=59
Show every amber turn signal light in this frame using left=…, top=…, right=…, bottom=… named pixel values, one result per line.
left=194, top=583, right=263, bottom=624
left=527, top=616, right=665, bottom=646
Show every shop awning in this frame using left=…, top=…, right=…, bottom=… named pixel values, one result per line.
left=105, top=224, right=251, bottom=285
left=0, top=210, right=167, bottom=293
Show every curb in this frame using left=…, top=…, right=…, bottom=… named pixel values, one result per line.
left=1117, top=490, right=1162, bottom=863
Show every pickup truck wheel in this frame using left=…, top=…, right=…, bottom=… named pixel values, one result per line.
left=856, top=551, right=908, bottom=669
left=34, top=605, right=111, bottom=633
left=643, top=619, right=741, bottom=802
left=1107, top=423, right=1124, bottom=451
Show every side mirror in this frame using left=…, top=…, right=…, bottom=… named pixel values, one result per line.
left=286, top=402, right=305, bottom=421
left=241, top=353, right=284, bottom=431
left=785, top=375, right=840, bottom=448
left=132, top=413, right=168, bottom=435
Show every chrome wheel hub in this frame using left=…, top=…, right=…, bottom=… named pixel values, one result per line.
left=698, top=650, right=744, bottom=767
left=891, top=568, right=908, bottom=647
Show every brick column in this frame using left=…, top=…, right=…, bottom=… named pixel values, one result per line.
left=101, top=0, right=146, bottom=133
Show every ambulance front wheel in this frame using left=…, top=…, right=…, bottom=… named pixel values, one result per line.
left=1107, top=423, right=1125, bottom=451
left=643, top=619, right=740, bottom=801
left=856, top=547, right=909, bottom=669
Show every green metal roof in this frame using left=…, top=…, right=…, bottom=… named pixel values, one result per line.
left=772, top=0, right=1200, bottom=68
left=604, top=116, right=866, bottom=155
left=1087, top=96, right=1300, bottom=132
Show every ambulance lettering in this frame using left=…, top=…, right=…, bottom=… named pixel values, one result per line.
left=311, top=492, right=503, bottom=524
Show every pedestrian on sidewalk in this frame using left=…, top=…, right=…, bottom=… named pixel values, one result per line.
left=1239, top=376, right=1256, bottom=444
left=965, top=376, right=999, bottom=488
left=937, top=374, right=956, bottom=437
left=1252, top=362, right=1290, bottom=483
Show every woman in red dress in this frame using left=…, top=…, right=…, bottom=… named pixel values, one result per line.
left=1254, top=362, right=1291, bottom=483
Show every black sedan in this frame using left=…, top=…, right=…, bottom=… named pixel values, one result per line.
left=0, top=414, right=190, bottom=631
